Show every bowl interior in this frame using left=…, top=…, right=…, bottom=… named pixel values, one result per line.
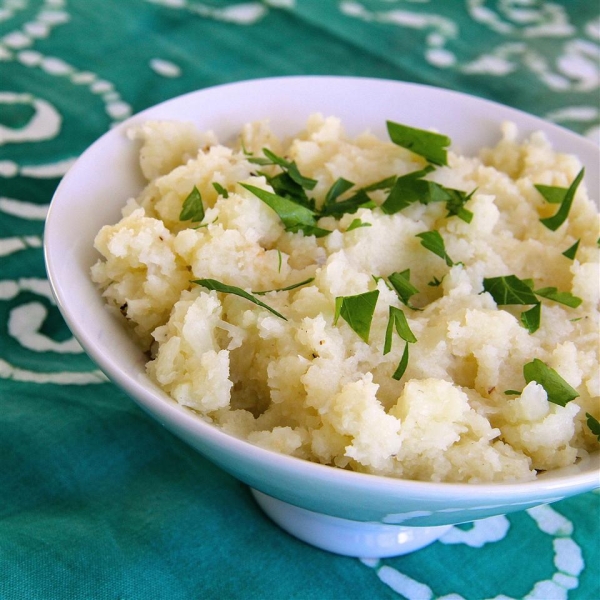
left=44, top=76, right=600, bottom=526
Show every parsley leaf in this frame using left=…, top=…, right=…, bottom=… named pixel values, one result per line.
left=263, top=171, right=315, bottom=209
left=380, top=166, right=438, bottom=214
left=192, top=278, right=287, bottom=320
left=523, top=358, right=579, bottom=406
left=212, top=182, right=229, bottom=198
left=585, top=413, right=600, bottom=441
left=380, top=167, right=474, bottom=223
left=388, top=270, right=419, bottom=309
left=562, top=239, right=580, bottom=260
left=387, top=120, right=450, bottom=166
left=324, top=177, right=355, bottom=206
left=251, top=148, right=317, bottom=190
left=253, top=277, right=315, bottom=296
left=416, top=230, right=454, bottom=266
left=384, top=306, right=417, bottom=352
left=179, top=186, right=205, bottom=222
left=346, top=218, right=372, bottom=231
left=320, top=189, right=375, bottom=217
left=520, top=302, right=541, bottom=333
left=384, top=306, right=417, bottom=380
left=444, top=188, right=475, bottom=223
left=534, top=287, right=582, bottom=308
left=540, top=167, right=584, bottom=231
left=362, top=176, right=397, bottom=192
left=535, top=183, right=567, bottom=204
left=483, top=275, right=581, bottom=333
left=483, top=275, right=539, bottom=305
left=392, top=344, right=410, bottom=381
left=241, top=183, right=331, bottom=238
left=334, top=290, right=380, bottom=343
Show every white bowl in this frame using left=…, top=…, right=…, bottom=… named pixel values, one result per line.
left=44, top=76, right=600, bottom=558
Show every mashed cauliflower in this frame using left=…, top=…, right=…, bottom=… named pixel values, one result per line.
left=91, top=115, right=600, bottom=483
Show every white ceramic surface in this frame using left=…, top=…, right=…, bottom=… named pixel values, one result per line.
left=44, top=76, right=600, bottom=558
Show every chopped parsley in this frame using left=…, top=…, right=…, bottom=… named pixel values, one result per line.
left=388, top=270, right=419, bottom=309
left=444, top=188, right=475, bottom=223
left=380, top=167, right=474, bottom=223
left=250, top=148, right=318, bottom=191
left=253, top=277, right=315, bottom=296
left=540, top=168, right=584, bottom=231
left=241, top=183, right=331, bottom=238
left=320, top=188, right=374, bottom=217
left=482, top=275, right=582, bottom=333
left=384, top=306, right=417, bottom=380
left=380, top=166, right=439, bottom=214
left=324, top=177, right=355, bottom=206
left=535, top=183, right=567, bottom=204
left=212, top=182, right=229, bottom=198
left=585, top=413, right=600, bottom=441
left=483, top=275, right=538, bottom=306
left=334, top=290, right=379, bottom=343
left=523, top=359, right=579, bottom=406
left=416, top=230, right=454, bottom=266
left=179, top=186, right=205, bottom=223
left=387, top=120, right=450, bottom=166
left=562, top=239, right=580, bottom=260
left=192, top=278, right=287, bottom=320
left=346, top=218, right=372, bottom=231
left=534, top=287, right=582, bottom=308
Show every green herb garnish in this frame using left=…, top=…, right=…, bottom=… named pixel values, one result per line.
left=388, top=270, right=419, bottom=309
left=387, top=120, right=450, bottom=166
left=192, top=217, right=218, bottom=230
left=523, top=359, right=579, bottom=406
left=483, top=275, right=582, bottom=333
left=384, top=306, right=417, bottom=380
left=585, top=413, right=600, bottom=441
left=362, top=176, right=397, bottom=192
left=253, top=277, right=315, bottom=296
left=520, top=302, right=542, bottom=334
left=334, top=290, right=380, bottom=343
left=324, top=177, right=355, bottom=206
left=416, top=230, right=454, bottom=266
left=384, top=306, right=416, bottom=353
left=444, top=188, right=475, bottom=223
left=380, top=166, right=437, bottom=214
left=250, top=148, right=318, bottom=190
left=261, top=171, right=315, bottom=209
left=179, top=186, right=205, bottom=222
left=535, top=183, right=567, bottom=204
left=320, top=189, right=375, bottom=217
left=540, top=168, right=584, bottom=231
left=380, top=167, right=473, bottom=223
left=241, top=183, right=331, bottom=238
left=212, top=182, right=229, bottom=198
left=534, top=287, right=582, bottom=308
left=192, top=278, right=287, bottom=320
left=483, top=275, right=539, bottom=306
left=346, top=219, right=372, bottom=231
left=562, top=240, right=580, bottom=260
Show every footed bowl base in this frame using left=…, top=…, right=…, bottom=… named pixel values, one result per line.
left=251, top=489, right=452, bottom=558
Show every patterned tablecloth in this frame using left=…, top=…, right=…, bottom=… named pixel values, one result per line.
left=1, top=2, right=599, bottom=599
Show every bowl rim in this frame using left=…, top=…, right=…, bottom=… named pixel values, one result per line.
left=44, top=75, right=600, bottom=499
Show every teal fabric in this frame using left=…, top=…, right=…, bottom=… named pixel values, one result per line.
left=1, top=2, right=599, bottom=598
